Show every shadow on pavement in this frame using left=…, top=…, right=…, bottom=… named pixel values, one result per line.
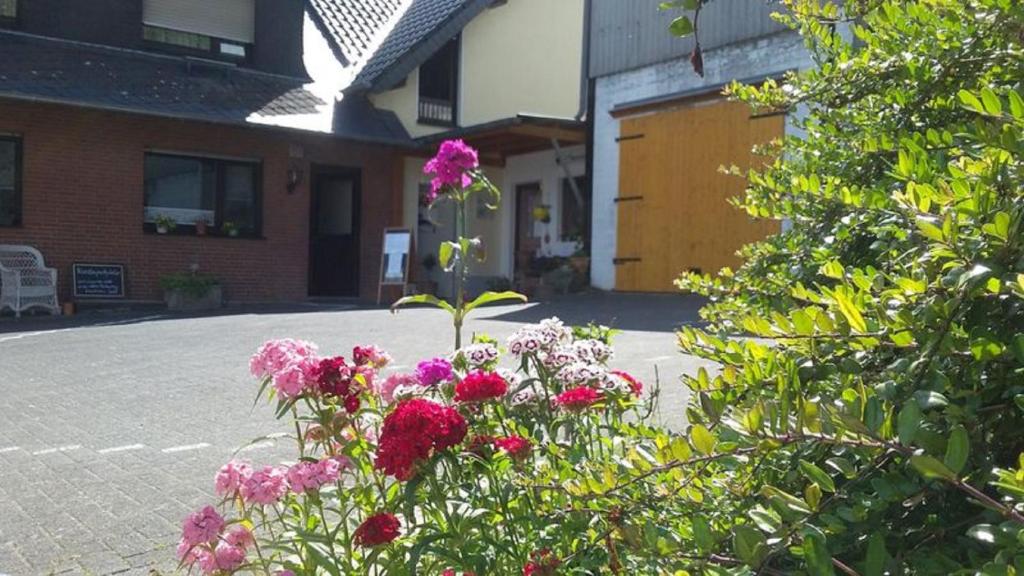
left=0, top=302, right=361, bottom=336
left=484, top=291, right=706, bottom=333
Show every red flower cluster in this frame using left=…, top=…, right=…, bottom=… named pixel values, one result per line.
left=611, top=370, right=643, bottom=396
left=353, top=512, right=400, bottom=547
left=376, top=399, right=468, bottom=480
left=554, top=386, right=602, bottom=411
left=454, top=371, right=509, bottom=403
left=313, top=357, right=362, bottom=414
left=523, top=549, right=560, bottom=576
left=494, top=435, right=531, bottom=460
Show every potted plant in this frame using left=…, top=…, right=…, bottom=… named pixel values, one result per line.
left=568, top=239, right=590, bottom=276
left=194, top=217, right=210, bottom=236
left=417, top=254, right=439, bottom=296
left=531, top=204, right=551, bottom=224
left=159, top=272, right=223, bottom=311
left=221, top=221, right=240, bottom=237
left=154, top=215, right=177, bottom=235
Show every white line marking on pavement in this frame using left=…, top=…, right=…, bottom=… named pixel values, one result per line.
left=162, top=443, right=211, bottom=454
left=645, top=355, right=675, bottom=362
left=266, top=432, right=289, bottom=439
left=97, top=443, right=146, bottom=454
left=32, top=445, right=81, bottom=455
left=0, top=446, right=20, bottom=454
left=238, top=441, right=275, bottom=453
left=0, top=315, right=168, bottom=343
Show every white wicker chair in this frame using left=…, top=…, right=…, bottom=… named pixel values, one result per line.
left=0, top=245, right=60, bottom=317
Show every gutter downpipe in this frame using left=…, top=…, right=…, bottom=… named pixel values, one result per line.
left=575, top=0, right=592, bottom=121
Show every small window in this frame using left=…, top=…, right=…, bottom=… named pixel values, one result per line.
left=560, top=176, right=590, bottom=243
left=144, top=153, right=261, bottom=236
left=143, top=25, right=250, bottom=61
left=0, top=137, right=21, bottom=227
left=418, top=37, right=459, bottom=126
left=0, top=0, right=17, bottom=26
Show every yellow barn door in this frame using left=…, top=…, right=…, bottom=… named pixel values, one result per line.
left=615, top=98, right=783, bottom=292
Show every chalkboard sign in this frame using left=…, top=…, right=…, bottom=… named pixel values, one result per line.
left=73, top=263, right=126, bottom=299
left=377, top=228, right=412, bottom=304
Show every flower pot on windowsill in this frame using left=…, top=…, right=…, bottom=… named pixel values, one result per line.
left=156, top=226, right=169, bottom=235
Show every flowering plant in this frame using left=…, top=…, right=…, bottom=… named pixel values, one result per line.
left=178, top=319, right=664, bottom=574
left=393, top=140, right=526, bottom=348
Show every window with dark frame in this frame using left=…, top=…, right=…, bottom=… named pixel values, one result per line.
left=0, top=136, right=22, bottom=227
left=418, top=36, right=460, bottom=126
left=143, top=25, right=251, bottom=62
left=143, top=153, right=261, bottom=237
left=560, top=176, right=591, bottom=244
left=0, top=0, right=17, bottom=27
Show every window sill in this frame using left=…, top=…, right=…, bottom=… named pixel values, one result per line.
left=143, top=226, right=263, bottom=240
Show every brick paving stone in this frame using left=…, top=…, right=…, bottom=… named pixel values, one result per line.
left=0, top=295, right=705, bottom=572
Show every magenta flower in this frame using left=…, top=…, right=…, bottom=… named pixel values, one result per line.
left=239, top=466, right=288, bottom=505
left=214, top=460, right=253, bottom=497
left=416, top=358, right=454, bottom=387
left=423, top=139, right=480, bottom=202
left=181, top=506, right=224, bottom=547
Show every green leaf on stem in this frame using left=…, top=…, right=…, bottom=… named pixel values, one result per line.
left=391, top=294, right=456, bottom=315
left=944, top=425, right=969, bottom=475
left=799, top=459, right=836, bottom=493
left=463, top=291, right=528, bottom=314
left=910, top=454, right=956, bottom=481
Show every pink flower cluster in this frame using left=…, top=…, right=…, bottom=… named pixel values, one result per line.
left=423, top=139, right=479, bottom=202
left=285, top=457, right=347, bottom=493
left=249, top=339, right=319, bottom=399
left=177, top=507, right=254, bottom=575
left=507, top=318, right=573, bottom=357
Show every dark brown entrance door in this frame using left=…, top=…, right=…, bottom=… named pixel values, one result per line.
left=309, top=169, right=360, bottom=297
left=514, top=183, right=542, bottom=279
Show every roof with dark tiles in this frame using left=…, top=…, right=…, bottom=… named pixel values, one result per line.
left=307, top=0, right=407, bottom=66
left=0, top=31, right=410, bottom=144
left=349, top=0, right=492, bottom=92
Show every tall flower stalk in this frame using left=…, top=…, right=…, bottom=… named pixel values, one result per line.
left=393, top=139, right=527, bottom=349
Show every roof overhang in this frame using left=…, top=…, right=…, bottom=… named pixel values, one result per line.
left=415, top=114, right=586, bottom=165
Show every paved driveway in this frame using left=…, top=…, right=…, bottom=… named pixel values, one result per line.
left=0, top=293, right=710, bottom=575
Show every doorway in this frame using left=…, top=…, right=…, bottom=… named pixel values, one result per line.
left=309, top=168, right=361, bottom=297
left=514, top=182, right=542, bottom=281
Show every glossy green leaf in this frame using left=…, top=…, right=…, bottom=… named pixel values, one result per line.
left=864, top=532, right=888, bottom=576
left=910, top=455, right=956, bottom=481
left=690, top=424, right=716, bottom=455
left=944, top=425, right=969, bottom=475
left=897, top=401, right=923, bottom=445
left=802, top=527, right=836, bottom=576
left=799, top=459, right=836, bottom=493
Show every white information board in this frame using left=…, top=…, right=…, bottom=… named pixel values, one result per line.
left=378, top=228, right=412, bottom=304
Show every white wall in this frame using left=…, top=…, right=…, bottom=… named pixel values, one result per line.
left=590, top=31, right=812, bottom=290
left=403, top=145, right=585, bottom=294
left=370, top=0, right=585, bottom=138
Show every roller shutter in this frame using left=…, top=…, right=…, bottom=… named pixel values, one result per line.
left=143, top=0, right=255, bottom=43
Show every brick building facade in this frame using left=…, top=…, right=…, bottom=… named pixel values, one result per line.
left=0, top=99, right=406, bottom=303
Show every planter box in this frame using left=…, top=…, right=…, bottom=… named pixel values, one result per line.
left=164, top=286, right=223, bottom=312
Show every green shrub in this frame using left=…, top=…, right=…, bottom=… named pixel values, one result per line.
left=159, top=273, right=220, bottom=299
left=666, top=0, right=1024, bottom=573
